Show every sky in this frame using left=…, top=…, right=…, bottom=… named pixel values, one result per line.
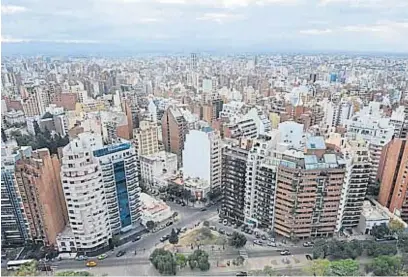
left=1, top=0, right=408, bottom=55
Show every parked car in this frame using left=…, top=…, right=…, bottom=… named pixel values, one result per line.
left=226, top=232, right=233, bottom=237
left=97, top=254, right=108, bottom=260
left=247, top=229, right=254, bottom=235
left=200, top=208, right=207, bottom=212
left=261, top=234, right=267, bottom=240
left=223, top=219, right=228, bottom=225
left=160, top=235, right=169, bottom=242
left=267, top=241, right=277, bottom=247
left=306, top=254, right=313, bottom=261
left=218, top=218, right=224, bottom=223
left=303, top=241, right=314, bottom=247
left=76, top=255, right=88, bottom=261
left=236, top=271, right=248, bottom=276
left=116, top=251, right=126, bottom=257
left=280, top=250, right=291, bottom=256
left=219, top=228, right=226, bottom=235
left=132, top=236, right=141, bottom=242
left=253, top=239, right=263, bottom=245
left=180, top=227, right=187, bottom=233
left=269, top=237, right=276, bottom=242
left=181, top=202, right=186, bottom=206
left=166, top=221, right=173, bottom=227
left=210, top=226, right=217, bottom=231
left=255, top=233, right=261, bottom=239
left=175, top=199, right=181, bottom=204
left=86, top=260, right=97, bottom=267
left=231, top=220, right=236, bottom=225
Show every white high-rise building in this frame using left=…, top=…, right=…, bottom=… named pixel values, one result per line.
left=324, top=100, right=354, bottom=128
left=61, top=133, right=141, bottom=254
left=183, top=127, right=222, bottom=192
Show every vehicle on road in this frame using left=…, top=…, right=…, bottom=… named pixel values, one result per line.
left=116, top=251, right=126, bottom=257
left=86, top=261, right=97, bottom=267
left=75, top=255, right=88, bottom=261
left=176, top=199, right=181, bottom=204
left=306, top=254, right=313, bottom=261
left=160, top=235, right=170, bottom=242
left=236, top=271, right=248, bottom=276
left=280, top=250, right=291, bottom=256
left=218, top=228, right=226, bottom=234
left=303, top=241, right=314, bottom=247
left=253, top=239, right=263, bottom=245
left=267, top=241, right=277, bottom=247
left=210, top=226, right=217, bottom=231
left=181, top=202, right=186, bottom=206
left=218, top=218, right=223, bottom=223
left=223, top=219, right=228, bottom=225
left=247, top=229, right=254, bottom=235
left=132, top=236, right=141, bottom=242
left=269, top=237, right=276, bottom=242
left=200, top=208, right=207, bottom=211
left=97, top=254, right=108, bottom=260
left=255, top=233, right=261, bottom=239
left=180, top=227, right=187, bottom=233
left=166, top=221, right=173, bottom=227
left=226, top=232, right=233, bottom=236
left=261, top=234, right=267, bottom=240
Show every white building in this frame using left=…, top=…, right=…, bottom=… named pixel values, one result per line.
left=183, top=128, right=222, bottom=191
left=3, top=110, right=26, bottom=125
left=245, top=107, right=272, bottom=136
left=139, top=193, right=173, bottom=231
left=278, top=121, right=304, bottom=149
left=61, top=133, right=111, bottom=254
left=357, top=200, right=390, bottom=235
left=324, top=99, right=354, bottom=128
left=139, top=151, right=178, bottom=191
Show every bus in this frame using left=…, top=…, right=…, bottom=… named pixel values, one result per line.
left=6, top=259, right=35, bottom=270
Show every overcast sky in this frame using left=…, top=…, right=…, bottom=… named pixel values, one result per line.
left=2, top=0, right=408, bottom=54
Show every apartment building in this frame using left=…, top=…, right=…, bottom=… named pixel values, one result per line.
left=377, top=139, right=408, bottom=221
left=337, top=139, right=370, bottom=231
left=221, top=139, right=253, bottom=223
left=15, top=147, right=68, bottom=245
left=274, top=137, right=346, bottom=239
left=162, top=107, right=188, bottom=168
left=183, top=127, right=222, bottom=192
left=133, top=120, right=159, bottom=156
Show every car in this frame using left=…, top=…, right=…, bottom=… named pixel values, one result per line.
left=218, top=229, right=226, bottom=235
left=247, top=229, right=254, bottom=235
left=306, top=254, right=313, bottom=261
left=180, top=227, right=187, bottom=233
left=75, top=255, right=88, bottom=261
left=175, top=199, right=181, bottom=204
left=86, top=260, right=97, bottom=267
left=236, top=271, right=248, bottom=276
left=200, top=208, right=207, bottom=211
left=261, top=234, right=267, bottom=240
left=166, top=221, right=173, bottom=227
left=267, top=241, right=277, bottom=247
left=97, top=254, right=108, bottom=260
left=116, top=251, right=126, bottom=257
left=160, top=235, right=169, bottom=242
left=223, top=219, right=228, bottom=225
left=210, top=226, right=217, bottom=231
left=280, top=250, right=291, bottom=256
left=303, top=241, right=314, bottom=247
left=253, top=239, right=263, bottom=245
left=255, top=233, right=261, bottom=239
left=269, top=237, right=276, bottom=242
left=226, top=232, right=233, bottom=237
left=218, top=218, right=224, bottom=223
left=132, top=236, right=141, bottom=242
left=181, top=202, right=186, bottom=206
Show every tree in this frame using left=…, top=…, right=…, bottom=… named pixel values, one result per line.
left=203, top=221, right=210, bottom=227
left=175, top=253, right=187, bottom=269
left=329, top=259, right=360, bottom=276
left=56, top=271, right=93, bottom=276
left=262, top=266, right=276, bottom=276
left=229, top=231, right=247, bottom=248
left=188, top=250, right=210, bottom=271
left=15, top=261, right=38, bottom=276
left=1, top=128, right=7, bottom=142
left=366, top=241, right=397, bottom=257
left=304, top=259, right=330, bottom=276
left=371, top=223, right=390, bottom=239
left=367, top=255, right=403, bottom=276
left=146, top=220, right=155, bottom=230
left=111, top=235, right=120, bottom=247
left=150, top=248, right=177, bottom=275
left=169, top=228, right=179, bottom=245
left=389, top=219, right=405, bottom=234
left=33, top=120, right=41, bottom=136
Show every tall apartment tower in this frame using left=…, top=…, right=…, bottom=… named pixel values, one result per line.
left=378, top=139, right=408, bottom=221
left=337, top=139, right=370, bottom=231
left=14, top=147, right=68, bottom=245
left=61, top=133, right=141, bottom=254
left=1, top=144, right=30, bottom=246
left=133, top=120, right=160, bottom=157
left=190, top=53, right=198, bottom=71
left=274, top=137, right=345, bottom=239
left=183, top=127, right=222, bottom=192
left=161, top=107, right=188, bottom=168
left=221, top=139, right=253, bottom=223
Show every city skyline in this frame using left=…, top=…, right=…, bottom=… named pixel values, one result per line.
left=2, top=0, right=408, bottom=55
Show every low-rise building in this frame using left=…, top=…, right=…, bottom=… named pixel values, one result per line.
left=357, top=200, right=390, bottom=235
left=140, top=193, right=173, bottom=232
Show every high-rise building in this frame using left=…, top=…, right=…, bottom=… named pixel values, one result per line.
left=61, top=133, right=141, bottom=254
left=161, top=107, right=188, bottom=168
left=190, top=53, right=198, bottom=71
left=1, top=144, right=30, bottom=246
left=133, top=120, right=160, bottom=157
left=336, top=139, right=370, bottom=231
left=183, top=127, right=222, bottom=192
left=221, top=139, right=252, bottom=223
left=274, top=137, right=345, bottom=239
left=378, top=139, right=408, bottom=221
left=15, top=147, right=68, bottom=245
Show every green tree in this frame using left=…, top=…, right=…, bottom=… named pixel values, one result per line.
left=371, top=223, right=390, bottom=239
left=56, top=271, right=93, bottom=276
left=367, top=255, right=403, bottom=276
left=175, top=253, right=187, bottom=269
left=366, top=241, right=397, bottom=257
left=150, top=248, right=177, bottom=275
left=33, top=120, right=41, bottom=135
left=262, top=266, right=276, bottom=276
left=329, top=259, right=360, bottom=276
left=203, top=221, right=210, bottom=227
left=304, top=259, right=330, bottom=276
left=229, top=231, right=247, bottom=248
left=169, top=228, right=179, bottom=245
left=15, top=261, right=38, bottom=276
left=390, top=219, right=405, bottom=234
left=188, top=250, right=210, bottom=271
left=146, top=220, right=155, bottom=230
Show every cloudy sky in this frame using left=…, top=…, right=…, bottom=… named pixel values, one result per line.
left=2, top=0, right=408, bottom=54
